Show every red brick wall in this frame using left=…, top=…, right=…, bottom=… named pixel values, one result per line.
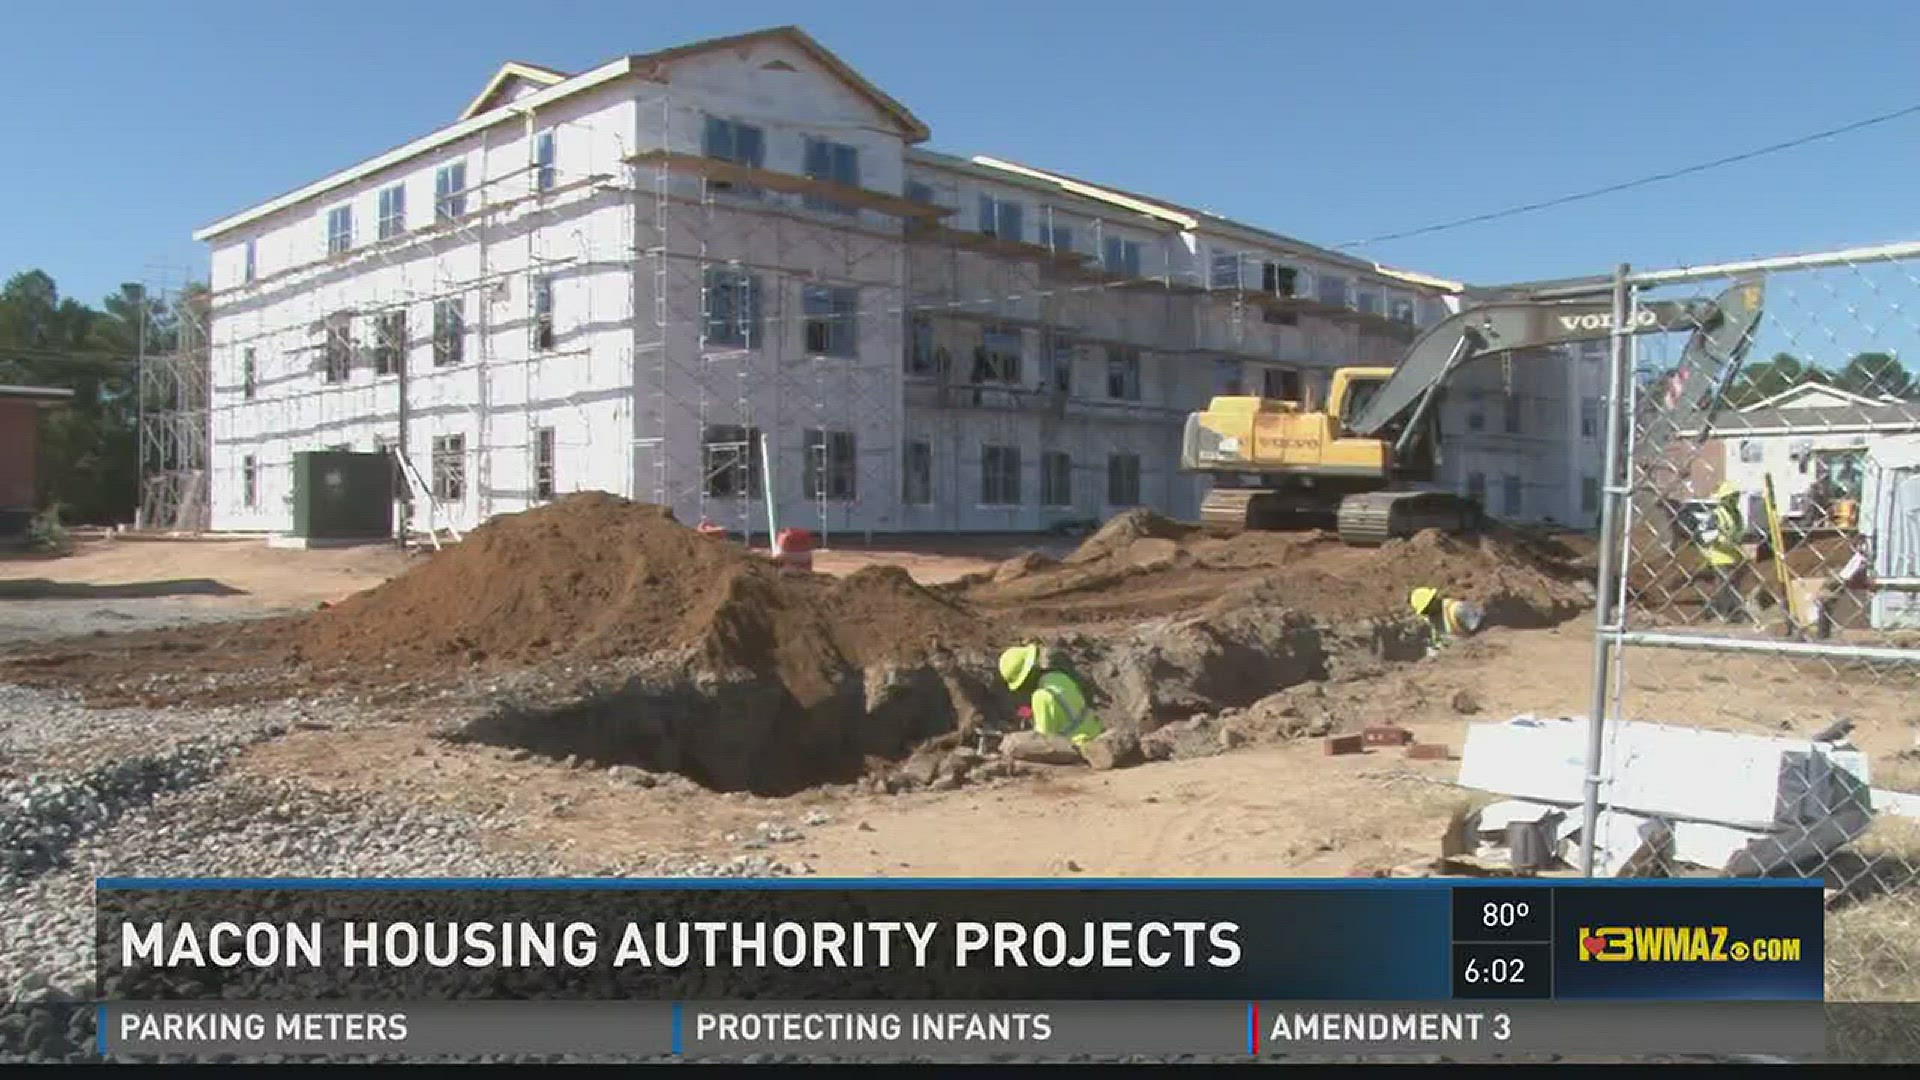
left=0, top=399, right=41, bottom=510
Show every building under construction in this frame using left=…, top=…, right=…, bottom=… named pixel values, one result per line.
left=191, top=25, right=1598, bottom=540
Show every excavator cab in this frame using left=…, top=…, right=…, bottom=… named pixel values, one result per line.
left=1333, top=369, right=1441, bottom=481
left=1334, top=373, right=1384, bottom=434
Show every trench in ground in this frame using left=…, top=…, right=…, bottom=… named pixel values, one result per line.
left=452, top=610, right=1442, bottom=796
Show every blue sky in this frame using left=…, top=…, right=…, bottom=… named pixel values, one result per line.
left=4, top=1, right=1918, bottom=310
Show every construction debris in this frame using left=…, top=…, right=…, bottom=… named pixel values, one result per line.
left=1324, top=734, right=1366, bottom=756
left=1079, top=731, right=1143, bottom=771
left=1453, top=715, right=1876, bottom=876
left=1363, top=723, right=1413, bottom=747
left=998, top=731, right=1083, bottom=766
left=958, top=510, right=1593, bottom=630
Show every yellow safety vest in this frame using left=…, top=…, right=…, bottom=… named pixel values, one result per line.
left=1031, top=671, right=1103, bottom=745
left=1703, top=503, right=1745, bottom=569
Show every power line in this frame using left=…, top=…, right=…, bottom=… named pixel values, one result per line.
left=1338, top=101, right=1920, bottom=250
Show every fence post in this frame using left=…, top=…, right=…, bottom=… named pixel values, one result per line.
left=1578, top=262, right=1632, bottom=877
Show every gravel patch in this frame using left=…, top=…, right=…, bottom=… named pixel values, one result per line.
left=0, top=665, right=810, bottom=1064
left=3, top=774, right=802, bottom=1002
left=0, top=685, right=293, bottom=775
left=1, top=739, right=253, bottom=890
left=0, top=600, right=279, bottom=649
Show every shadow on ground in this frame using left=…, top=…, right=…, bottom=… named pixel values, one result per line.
left=0, top=578, right=247, bottom=600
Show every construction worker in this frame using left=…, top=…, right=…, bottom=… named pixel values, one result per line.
left=1701, top=481, right=1752, bottom=622
left=1410, top=587, right=1482, bottom=650
left=998, top=644, right=1104, bottom=745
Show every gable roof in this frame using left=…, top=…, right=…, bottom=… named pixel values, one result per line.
left=456, top=28, right=930, bottom=138
left=459, top=61, right=570, bottom=120
left=1741, top=382, right=1896, bottom=411
left=194, top=26, right=930, bottom=242
left=629, top=25, right=929, bottom=143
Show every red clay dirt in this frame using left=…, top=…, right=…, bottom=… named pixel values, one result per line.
left=954, top=509, right=1593, bottom=630
left=282, top=493, right=989, bottom=704
left=0, top=500, right=1594, bottom=716
left=0, top=494, right=992, bottom=711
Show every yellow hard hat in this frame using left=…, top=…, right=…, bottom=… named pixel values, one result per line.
left=1410, top=587, right=1439, bottom=615
left=1713, top=481, right=1742, bottom=502
left=999, top=644, right=1041, bottom=690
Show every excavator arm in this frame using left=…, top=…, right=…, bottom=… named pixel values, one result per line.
left=1183, top=277, right=1766, bottom=544
left=1350, top=279, right=1767, bottom=454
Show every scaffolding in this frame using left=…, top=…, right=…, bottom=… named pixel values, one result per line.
left=198, top=99, right=631, bottom=546
left=628, top=82, right=921, bottom=549
left=136, top=272, right=211, bottom=531
left=192, top=76, right=1440, bottom=547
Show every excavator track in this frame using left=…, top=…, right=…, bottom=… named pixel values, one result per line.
left=1334, top=490, right=1482, bottom=546
left=1199, top=488, right=1280, bottom=531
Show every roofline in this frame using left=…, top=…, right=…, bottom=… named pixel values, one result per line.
left=968, top=154, right=1199, bottom=231
left=194, top=26, right=933, bottom=243
left=1740, top=382, right=1894, bottom=411
left=458, top=61, right=571, bottom=121
left=192, top=56, right=637, bottom=241
left=909, top=149, right=1458, bottom=292
left=634, top=25, right=930, bottom=144
left=1372, top=265, right=1466, bottom=293
left=1681, top=410, right=1920, bottom=439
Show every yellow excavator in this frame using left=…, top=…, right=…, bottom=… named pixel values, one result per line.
left=1181, top=280, right=1766, bottom=545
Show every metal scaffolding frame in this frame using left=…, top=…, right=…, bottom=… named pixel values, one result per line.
left=190, top=77, right=1443, bottom=547
left=135, top=272, right=211, bottom=532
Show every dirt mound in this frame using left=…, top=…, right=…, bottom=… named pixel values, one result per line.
left=1064, top=509, right=1198, bottom=565
left=282, top=493, right=988, bottom=698
left=1356, top=529, right=1591, bottom=626
left=992, top=551, right=1059, bottom=582
left=962, top=522, right=1590, bottom=628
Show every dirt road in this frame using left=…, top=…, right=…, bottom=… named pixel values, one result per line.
left=0, top=539, right=413, bottom=645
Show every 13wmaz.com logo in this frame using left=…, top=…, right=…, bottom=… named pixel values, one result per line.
left=1579, top=926, right=1804, bottom=963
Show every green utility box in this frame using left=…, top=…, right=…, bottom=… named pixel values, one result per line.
left=290, top=450, right=394, bottom=540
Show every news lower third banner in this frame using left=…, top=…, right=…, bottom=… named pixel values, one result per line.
left=91, top=878, right=1827, bottom=1060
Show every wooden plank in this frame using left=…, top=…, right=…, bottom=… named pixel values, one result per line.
left=904, top=221, right=1090, bottom=267
left=625, top=150, right=949, bottom=219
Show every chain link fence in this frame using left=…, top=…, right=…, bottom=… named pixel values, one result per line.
left=1579, top=243, right=1920, bottom=1005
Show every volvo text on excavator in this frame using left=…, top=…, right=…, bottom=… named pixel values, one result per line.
left=1180, top=279, right=1766, bottom=545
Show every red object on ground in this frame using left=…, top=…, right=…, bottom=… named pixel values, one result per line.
left=1324, top=734, right=1366, bottom=756
left=1362, top=723, right=1413, bottom=747
left=695, top=519, right=727, bottom=538
left=1406, top=742, right=1453, bottom=761
left=773, top=528, right=816, bottom=571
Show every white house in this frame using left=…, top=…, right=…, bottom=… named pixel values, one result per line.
left=193, top=25, right=1588, bottom=539
left=1715, top=382, right=1914, bottom=529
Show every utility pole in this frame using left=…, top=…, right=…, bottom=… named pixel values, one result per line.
left=134, top=287, right=148, bottom=529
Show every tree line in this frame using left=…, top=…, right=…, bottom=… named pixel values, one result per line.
left=1724, top=350, right=1913, bottom=406
left=0, top=269, right=207, bottom=525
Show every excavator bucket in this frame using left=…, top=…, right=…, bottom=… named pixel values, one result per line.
left=1638, top=278, right=1767, bottom=448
